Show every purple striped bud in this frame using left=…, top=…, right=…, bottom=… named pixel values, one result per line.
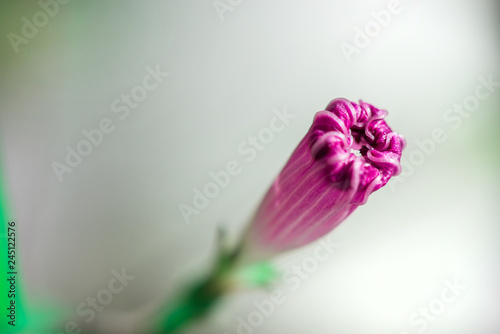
left=242, top=98, right=405, bottom=258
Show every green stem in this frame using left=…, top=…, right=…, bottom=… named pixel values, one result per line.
left=158, top=236, right=237, bottom=333
left=157, top=230, right=278, bottom=333
left=160, top=274, right=225, bottom=333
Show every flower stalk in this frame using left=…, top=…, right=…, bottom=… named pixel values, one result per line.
left=157, top=230, right=277, bottom=333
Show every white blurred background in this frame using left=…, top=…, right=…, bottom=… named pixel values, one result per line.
left=0, top=0, right=499, bottom=333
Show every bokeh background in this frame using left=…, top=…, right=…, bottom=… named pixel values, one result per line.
left=0, top=0, right=499, bottom=333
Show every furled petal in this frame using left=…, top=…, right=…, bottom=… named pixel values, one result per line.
left=242, top=98, right=405, bottom=257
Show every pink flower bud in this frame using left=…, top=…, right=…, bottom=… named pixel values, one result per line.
left=242, top=98, right=405, bottom=258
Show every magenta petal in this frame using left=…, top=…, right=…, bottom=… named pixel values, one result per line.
left=243, top=98, right=406, bottom=255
